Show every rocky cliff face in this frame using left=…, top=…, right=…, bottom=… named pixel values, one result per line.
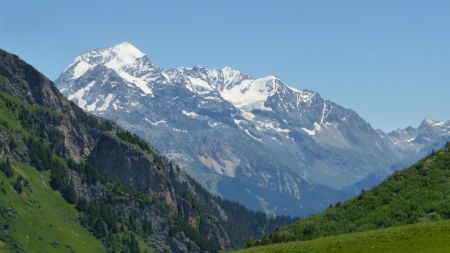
left=0, top=49, right=96, bottom=161
left=88, top=132, right=232, bottom=249
left=0, top=48, right=292, bottom=252
left=55, top=42, right=450, bottom=216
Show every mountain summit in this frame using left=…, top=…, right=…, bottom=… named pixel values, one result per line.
left=56, top=43, right=450, bottom=216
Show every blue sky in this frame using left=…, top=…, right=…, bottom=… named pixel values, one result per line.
left=1, top=0, right=449, bottom=131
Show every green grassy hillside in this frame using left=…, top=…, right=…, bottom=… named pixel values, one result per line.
left=248, top=142, right=450, bottom=247
left=234, top=220, right=450, bottom=253
left=0, top=160, right=104, bottom=252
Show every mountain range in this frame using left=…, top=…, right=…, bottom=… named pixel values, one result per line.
left=0, top=48, right=292, bottom=253
left=55, top=42, right=450, bottom=216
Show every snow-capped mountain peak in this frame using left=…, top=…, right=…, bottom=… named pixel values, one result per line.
left=103, top=42, right=146, bottom=70
left=58, top=42, right=155, bottom=95
left=112, top=41, right=145, bottom=55
left=64, top=42, right=147, bottom=78
left=72, top=42, right=143, bottom=64
left=420, top=118, right=449, bottom=128
left=387, top=118, right=450, bottom=153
